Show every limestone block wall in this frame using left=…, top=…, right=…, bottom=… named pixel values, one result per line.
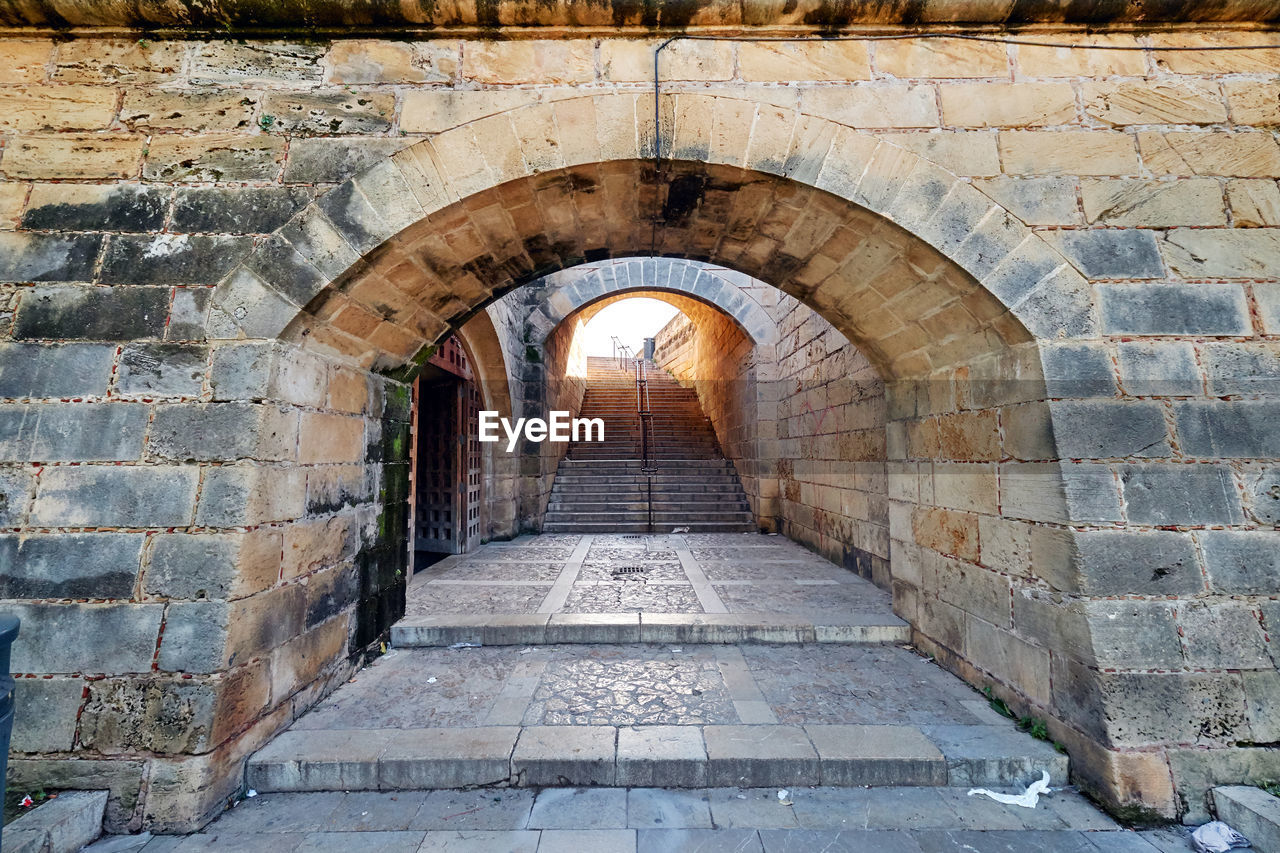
left=0, top=30, right=1277, bottom=830
left=653, top=276, right=893, bottom=584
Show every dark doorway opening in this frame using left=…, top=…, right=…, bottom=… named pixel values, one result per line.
left=411, top=335, right=482, bottom=571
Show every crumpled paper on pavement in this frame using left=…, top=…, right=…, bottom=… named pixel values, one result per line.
left=968, top=771, right=1052, bottom=808
left=1191, top=821, right=1250, bottom=853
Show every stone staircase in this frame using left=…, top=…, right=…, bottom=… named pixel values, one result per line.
left=543, top=357, right=755, bottom=533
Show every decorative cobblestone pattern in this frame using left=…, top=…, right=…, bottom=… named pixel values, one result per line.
left=0, top=30, right=1277, bottom=832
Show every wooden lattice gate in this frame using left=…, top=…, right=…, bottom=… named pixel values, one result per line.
left=411, top=336, right=482, bottom=557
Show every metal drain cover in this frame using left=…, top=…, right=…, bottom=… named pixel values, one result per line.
left=621, top=534, right=642, bottom=539
left=611, top=565, right=648, bottom=577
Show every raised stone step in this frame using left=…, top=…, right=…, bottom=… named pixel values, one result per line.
left=391, top=612, right=910, bottom=647
left=542, top=514, right=757, bottom=527
left=249, top=717, right=1065, bottom=794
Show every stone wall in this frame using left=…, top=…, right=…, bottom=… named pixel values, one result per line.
left=1, top=30, right=1278, bottom=830
left=653, top=278, right=892, bottom=585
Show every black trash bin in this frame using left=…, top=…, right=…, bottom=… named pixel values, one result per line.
left=0, top=614, right=19, bottom=851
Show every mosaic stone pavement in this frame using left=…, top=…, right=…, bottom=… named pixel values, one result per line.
left=405, top=533, right=895, bottom=618
left=273, top=642, right=998, bottom=730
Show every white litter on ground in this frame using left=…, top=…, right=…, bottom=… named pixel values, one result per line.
left=968, top=771, right=1052, bottom=808
left=776, top=789, right=793, bottom=806
left=1191, top=821, right=1251, bottom=852
left=448, top=642, right=482, bottom=649
left=245, top=789, right=257, bottom=798
left=426, top=677, right=437, bottom=684
left=672, top=526, right=690, bottom=533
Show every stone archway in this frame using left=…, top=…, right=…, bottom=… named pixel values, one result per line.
left=526, top=257, right=779, bottom=348
left=182, top=93, right=1178, bottom=824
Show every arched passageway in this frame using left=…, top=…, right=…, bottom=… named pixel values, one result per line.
left=203, top=102, right=1123, bottom=809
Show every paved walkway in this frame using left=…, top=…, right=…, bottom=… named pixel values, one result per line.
left=396, top=533, right=909, bottom=645
left=96, top=534, right=1198, bottom=849
left=100, top=787, right=1195, bottom=851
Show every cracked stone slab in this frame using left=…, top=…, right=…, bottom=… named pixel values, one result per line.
left=703, top=725, right=820, bottom=788
left=617, top=726, right=709, bottom=787
left=512, top=726, right=617, bottom=786
left=804, top=725, right=947, bottom=787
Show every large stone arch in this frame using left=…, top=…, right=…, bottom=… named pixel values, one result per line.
left=526, top=257, right=779, bottom=347
left=192, top=93, right=1193, bottom=820
left=209, top=92, right=1087, bottom=375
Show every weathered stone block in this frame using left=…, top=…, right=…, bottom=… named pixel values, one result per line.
left=0, top=467, right=31, bottom=525
left=463, top=39, right=593, bottom=84
left=704, top=725, right=819, bottom=787
left=1081, top=178, right=1227, bottom=227
left=964, top=618, right=1050, bottom=706
left=1120, top=464, right=1243, bottom=525
left=1138, top=130, right=1280, bottom=177
left=1162, top=228, right=1280, bottom=279
left=739, top=41, right=870, bottom=82
left=115, top=343, right=207, bottom=396
left=0, top=402, right=148, bottom=462
left=52, top=38, right=184, bottom=84
left=120, top=89, right=257, bottom=131
left=1099, top=282, right=1250, bottom=336
left=100, top=234, right=253, bottom=285
left=147, top=529, right=283, bottom=600
left=23, top=183, right=168, bottom=231
left=262, top=91, right=394, bottom=136
left=1116, top=341, right=1203, bottom=397
left=1176, top=401, right=1280, bottom=458
left=1243, top=469, right=1280, bottom=525
left=172, top=187, right=309, bottom=235
left=1200, top=343, right=1280, bottom=397
left=1048, top=400, right=1170, bottom=459
left=7, top=602, right=163, bottom=673
left=1241, top=673, right=1280, bottom=743
left=282, top=137, right=414, bottom=184
left=1040, top=343, right=1116, bottom=399
left=1050, top=229, right=1164, bottom=279
left=803, top=84, right=938, bottom=129
left=1061, top=529, right=1203, bottom=596
left=7, top=757, right=146, bottom=832
left=148, top=402, right=297, bottom=462
left=32, top=465, right=199, bottom=527
left=80, top=677, right=220, bottom=753
left=1083, top=81, right=1227, bottom=126
left=1179, top=602, right=1270, bottom=670
left=0, top=533, right=143, bottom=598
left=1202, top=531, right=1280, bottom=595
left=1226, top=179, right=1280, bottom=227
left=0, top=342, right=116, bottom=398
left=190, top=42, right=325, bottom=85
left=0, top=86, right=120, bottom=131
left=13, top=285, right=169, bottom=340
left=299, top=411, right=365, bottom=464
left=974, top=176, right=1081, bottom=225
left=144, top=135, right=285, bottom=182
left=1, top=134, right=144, bottom=179
left=167, top=287, right=212, bottom=342
left=11, top=677, right=83, bottom=752
left=195, top=465, right=306, bottom=526
left=326, top=40, right=457, bottom=84
left=0, top=232, right=101, bottom=282
left=999, top=131, right=1139, bottom=176
left=0, top=40, right=53, bottom=84
left=940, top=82, right=1076, bottom=127
left=875, top=37, right=1008, bottom=78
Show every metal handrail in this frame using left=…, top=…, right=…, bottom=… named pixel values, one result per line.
left=611, top=336, right=634, bottom=371
left=634, top=356, right=656, bottom=531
